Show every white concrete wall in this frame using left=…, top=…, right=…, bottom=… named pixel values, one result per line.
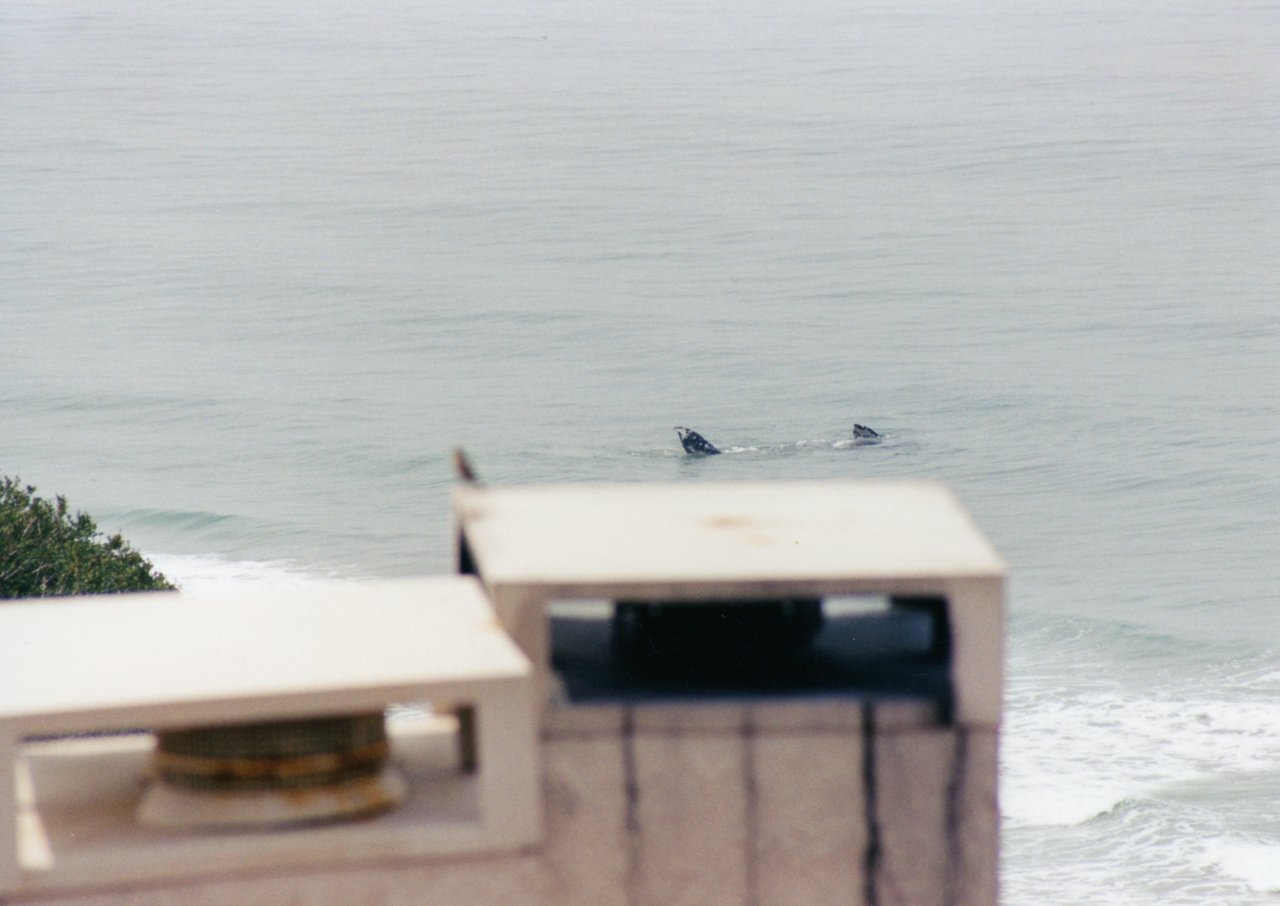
left=10, top=700, right=996, bottom=906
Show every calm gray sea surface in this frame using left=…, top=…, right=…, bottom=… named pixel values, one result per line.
left=3, top=1, right=1278, bottom=901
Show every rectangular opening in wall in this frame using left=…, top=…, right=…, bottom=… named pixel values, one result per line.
left=548, top=595, right=951, bottom=708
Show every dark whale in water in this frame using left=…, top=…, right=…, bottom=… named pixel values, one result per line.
left=852, top=423, right=882, bottom=441
left=674, top=426, right=721, bottom=455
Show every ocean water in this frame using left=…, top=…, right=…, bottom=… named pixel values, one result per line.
left=2, top=0, right=1278, bottom=900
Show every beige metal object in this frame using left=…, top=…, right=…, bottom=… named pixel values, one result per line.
left=137, top=713, right=406, bottom=829
left=136, top=764, right=408, bottom=830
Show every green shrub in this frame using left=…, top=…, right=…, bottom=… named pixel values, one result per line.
left=0, top=477, right=175, bottom=598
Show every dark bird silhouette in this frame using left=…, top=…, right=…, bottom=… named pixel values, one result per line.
left=452, top=448, right=481, bottom=483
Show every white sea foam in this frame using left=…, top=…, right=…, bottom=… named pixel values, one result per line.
left=1200, top=840, right=1280, bottom=893
left=147, top=552, right=344, bottom=596
left=1002, top=687, right=1280, bottom=828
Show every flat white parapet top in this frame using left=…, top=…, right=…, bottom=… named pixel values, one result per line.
left=456, top=481, right=1005, bottom=588
left=0, top=576, right=529, bottom=727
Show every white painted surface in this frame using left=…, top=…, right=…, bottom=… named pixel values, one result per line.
left=0, top=577, right=526, bottom=729
left=0, top=482, right=1002, bottom=903
left=0, top=578, right=540, bottom=897
left=456, top=480, right=1006, bottom=724
left=4, top=700, right=996, bottom=906
left=456, top=481, right=1005, bottom=589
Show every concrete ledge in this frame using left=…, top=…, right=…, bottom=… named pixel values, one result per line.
left=0, top=579, right=540, bottom=898
left=542, top=703, right=627, bottom=738
left=545, top=697, right=941, bottom=738
left=7, top=711, right=997, bottom=906
left=631, top=703, right=749, bottom=735
left=6, top=479, right=1004, bottom=904
left=457, top=481, right=1006, bottom=724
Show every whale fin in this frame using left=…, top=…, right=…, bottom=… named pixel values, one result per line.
left=674, top=426, right=722, bottom=456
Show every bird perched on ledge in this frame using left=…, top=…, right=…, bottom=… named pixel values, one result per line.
left=674, top=426, right=721, bottom=456
left=452, top=448, right=481, bottom=483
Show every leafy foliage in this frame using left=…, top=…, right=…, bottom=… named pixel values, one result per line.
left=0, top=477, right=175, bottom=598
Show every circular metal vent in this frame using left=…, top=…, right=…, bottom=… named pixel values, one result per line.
left=137, top=713, right=407, bottom=830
